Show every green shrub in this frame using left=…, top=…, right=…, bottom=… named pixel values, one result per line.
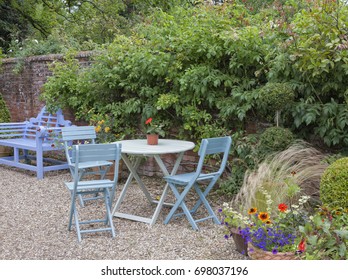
left=218, top=132, right=259, bottom=196
left=320, top=157, right=348, bottom=209
left=257, top=127, right=294, bottom=160
left=257, top=82, right=295, bottom=124
left=0, top=93, right=11, bottom=123
left=219, top=128, right=295, bottom=196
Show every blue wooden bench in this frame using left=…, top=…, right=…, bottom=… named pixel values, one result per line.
left=0, top=106, right=72, bottom=179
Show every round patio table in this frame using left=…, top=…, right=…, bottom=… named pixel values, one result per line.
left=112, top=139, right=195, bottom=225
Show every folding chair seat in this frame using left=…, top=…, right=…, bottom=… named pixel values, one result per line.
left=163, top=136, right=232, bottom=230
left=64, top=143, right=122, bottom=242
left=61, top=126, right=114, bottom=206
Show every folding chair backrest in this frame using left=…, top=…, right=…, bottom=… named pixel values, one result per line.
left=66, top=142, right=121, bottom=242
left=71, top=143, right=121, bottom=181
left=61, top=126, right=97, bottom=142
left=195, top=136, right=232, bottom=178
left=61, top=126, right=97, bottom=165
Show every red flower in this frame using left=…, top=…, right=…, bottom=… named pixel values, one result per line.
left=145, top=118, right=152, bottom=125
left=278, top=203, right=288, bottom=212
left=51, top=144, right=55, bottom=148
left=298, top=239, right=306, bottom=252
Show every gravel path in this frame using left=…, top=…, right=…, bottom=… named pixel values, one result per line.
left=0, top=166, right=247, bottom=260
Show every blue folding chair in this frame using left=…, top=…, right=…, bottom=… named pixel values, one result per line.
left=61, top=126, right=114, bottom=206
left=64, top=143, right=122, bottom=242
left=163, top=136, right=232, bottom=230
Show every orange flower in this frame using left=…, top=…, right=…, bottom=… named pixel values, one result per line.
left=265, top=220, right=272, bottom=224
left=258, top=212, right=270, bottom=222
left=248, top=208, right=257, bottom=215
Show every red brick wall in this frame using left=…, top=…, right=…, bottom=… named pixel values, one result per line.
left=0, top=52, right=92, bottom=123
left=0, top=52, right=199, bottom=176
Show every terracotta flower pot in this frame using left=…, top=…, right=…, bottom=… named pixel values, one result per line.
left=147, top=134, right=159, bottom=145
left=230, top=228, right=248, bottom=255
left=248, top=242, right=298, bottom=260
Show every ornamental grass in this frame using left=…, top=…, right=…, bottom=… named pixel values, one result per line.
left=232, top=141, right=328, bottom=215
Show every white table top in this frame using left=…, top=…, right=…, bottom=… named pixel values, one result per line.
left=116, top=139, right=195, bottom=155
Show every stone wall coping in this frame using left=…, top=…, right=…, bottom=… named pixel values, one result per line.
left=1, top=51, right=95, bottom=64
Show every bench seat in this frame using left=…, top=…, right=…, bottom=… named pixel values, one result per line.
left=0, top=106, right=72, bottom=179
left=0, top=138, right=55, bottom=150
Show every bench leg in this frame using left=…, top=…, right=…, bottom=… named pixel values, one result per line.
left=14, top=148, right=19, bottom=163
left=36, top=146, right=44, bottom=180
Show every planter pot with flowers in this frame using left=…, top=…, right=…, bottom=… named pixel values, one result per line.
left=221, top=186, right=311, bottom=259
left=144, top=117, right=165, bottom=145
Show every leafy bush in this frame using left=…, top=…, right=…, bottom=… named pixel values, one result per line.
left=219, top=128, right=294, bottom=196
left=39, top=1, right=348, bottom=148
left=299, top=206, right=348, bottom=260
left=320, top=157, right=348, bottom=209
left=257, top=82, right=295, bottom=125
left=292, top=100, right=348, bottom=147
left=218, top=132, right=259, bottom=196
left=257, top=127, right=294, bottom=160
left=0, top=93, right=11, bottom=123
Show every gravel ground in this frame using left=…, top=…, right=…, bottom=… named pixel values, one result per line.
left=0, top=166, right=248, bottom=260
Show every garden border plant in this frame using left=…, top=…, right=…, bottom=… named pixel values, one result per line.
left=41, top=1, right=348, bottom=149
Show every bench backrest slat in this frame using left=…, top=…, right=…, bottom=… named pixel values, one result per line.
left=0, top=106, right=71, bottom=143
left=23, top=107, right=71, bottom=142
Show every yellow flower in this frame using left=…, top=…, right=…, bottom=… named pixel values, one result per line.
left=258, top=212, right=270, bottom=222
left=104, top=127, right=110, bottom=133
left=95, top=126, right=101, bottom=133
left=98, top=120, right=105, bottom=125
left=248, top=208, right=257, bottom=215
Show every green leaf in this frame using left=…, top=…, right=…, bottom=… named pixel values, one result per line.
left=307, top=235, right=318, bottom=245
left=338, top=243, right=347, bottom=258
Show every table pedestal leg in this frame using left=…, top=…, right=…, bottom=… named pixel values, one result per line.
left=112, top=152, right=185, bottom=225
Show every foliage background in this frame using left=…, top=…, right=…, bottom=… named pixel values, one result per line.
left=34, top=0, right=348, bottom=146
left=2, top=0, right=348, bottom=194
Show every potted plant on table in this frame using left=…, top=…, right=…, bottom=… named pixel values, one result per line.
left=144, top=117, right=165, bottom=145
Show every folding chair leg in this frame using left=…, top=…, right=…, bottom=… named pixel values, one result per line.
left=74, top=208, right=82, bottom=242
left=164, top=183, right=199, bottom=230
left=191, top=178, right=218, bottom=213
left=104, top=190, right=116, bottom=238
left=194, top=184, right=219, bottom=224
left=68, top=195, right=76, bottom=231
